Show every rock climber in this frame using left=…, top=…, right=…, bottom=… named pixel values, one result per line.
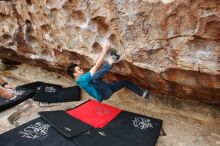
left=67, top=41, right=150, bottom=102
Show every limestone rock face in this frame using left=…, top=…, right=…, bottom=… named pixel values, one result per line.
left=0, top=0, right=219, bottom=104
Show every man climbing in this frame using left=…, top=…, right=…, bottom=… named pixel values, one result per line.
left=67, top=41, right=150, bottom=102
left=0, top=77, right=16, bottom=99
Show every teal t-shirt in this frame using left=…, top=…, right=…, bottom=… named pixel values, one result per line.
left=76, top=72, right=102, bottom=102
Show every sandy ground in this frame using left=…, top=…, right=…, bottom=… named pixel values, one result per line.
left=0, top=64, right=219, bottom=146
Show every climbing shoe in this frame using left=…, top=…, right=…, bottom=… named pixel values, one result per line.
left=109, top=48, right=120, bottom=61
left=142, top=89, right=150, bottom=100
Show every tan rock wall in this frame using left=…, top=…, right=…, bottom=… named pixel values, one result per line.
left=0, top=0, right=219, bottom=104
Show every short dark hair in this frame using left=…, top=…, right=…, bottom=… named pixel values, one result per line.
left=67, top=64, right=78, bottom=77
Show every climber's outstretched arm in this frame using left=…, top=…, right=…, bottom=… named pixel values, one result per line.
left=90, top=42, right=110, bottom=76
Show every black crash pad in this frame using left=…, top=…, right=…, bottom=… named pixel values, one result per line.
left=18, top=81, right=45, bottom=91
left=33, top=82, right=63, bottom=102
left=39, top=110, right=93, bottom=138
left=54, top=86, right=80, bottom=103
left=0, top=118, right=78, bottom=146
left=0, top=87, right=35, bottom=112
left=103, top=111, right=163, bottom=146
left=19, top=82, right=80, bottom=103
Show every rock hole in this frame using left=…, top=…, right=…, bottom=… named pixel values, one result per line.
left=92, top=42, right=102, bottom=53
left=64, top=0, right=80, bottom=7
left=40, top=24, right=50, bottom=31
left=0, top=13, right=7, bottom=17
left=71, top=10, right=86, bottom=24
left=108, top=34, right=118, bottom=47
left=7, top=42, right=14, bottom=46
left=41, top=48, right=52, bottom=56
left=0, top=34, right=12, bottom=43
left=26, top=0, right=32, bottom=5
left=108, top=33, right=123, bottom=56
left=25, top=20, right=35, bottom=35
left=28, top=36, right=39, bottom=49
left=2, top=34, right=11, bottom=40
left=1, top=59, right=20, bottom=71
left=0, top=13, right=9, bottom=22
left=91, top=16, right=109, bottom=36
left=203, top=20, right=220, bottom=40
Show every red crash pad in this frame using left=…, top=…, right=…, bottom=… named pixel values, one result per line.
left=66, top=100, right=122, bottom=128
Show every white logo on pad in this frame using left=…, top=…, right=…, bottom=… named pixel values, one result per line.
left=19, top=122, right=50, bottom=139
left=133, top=117, right=153, bottom=130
